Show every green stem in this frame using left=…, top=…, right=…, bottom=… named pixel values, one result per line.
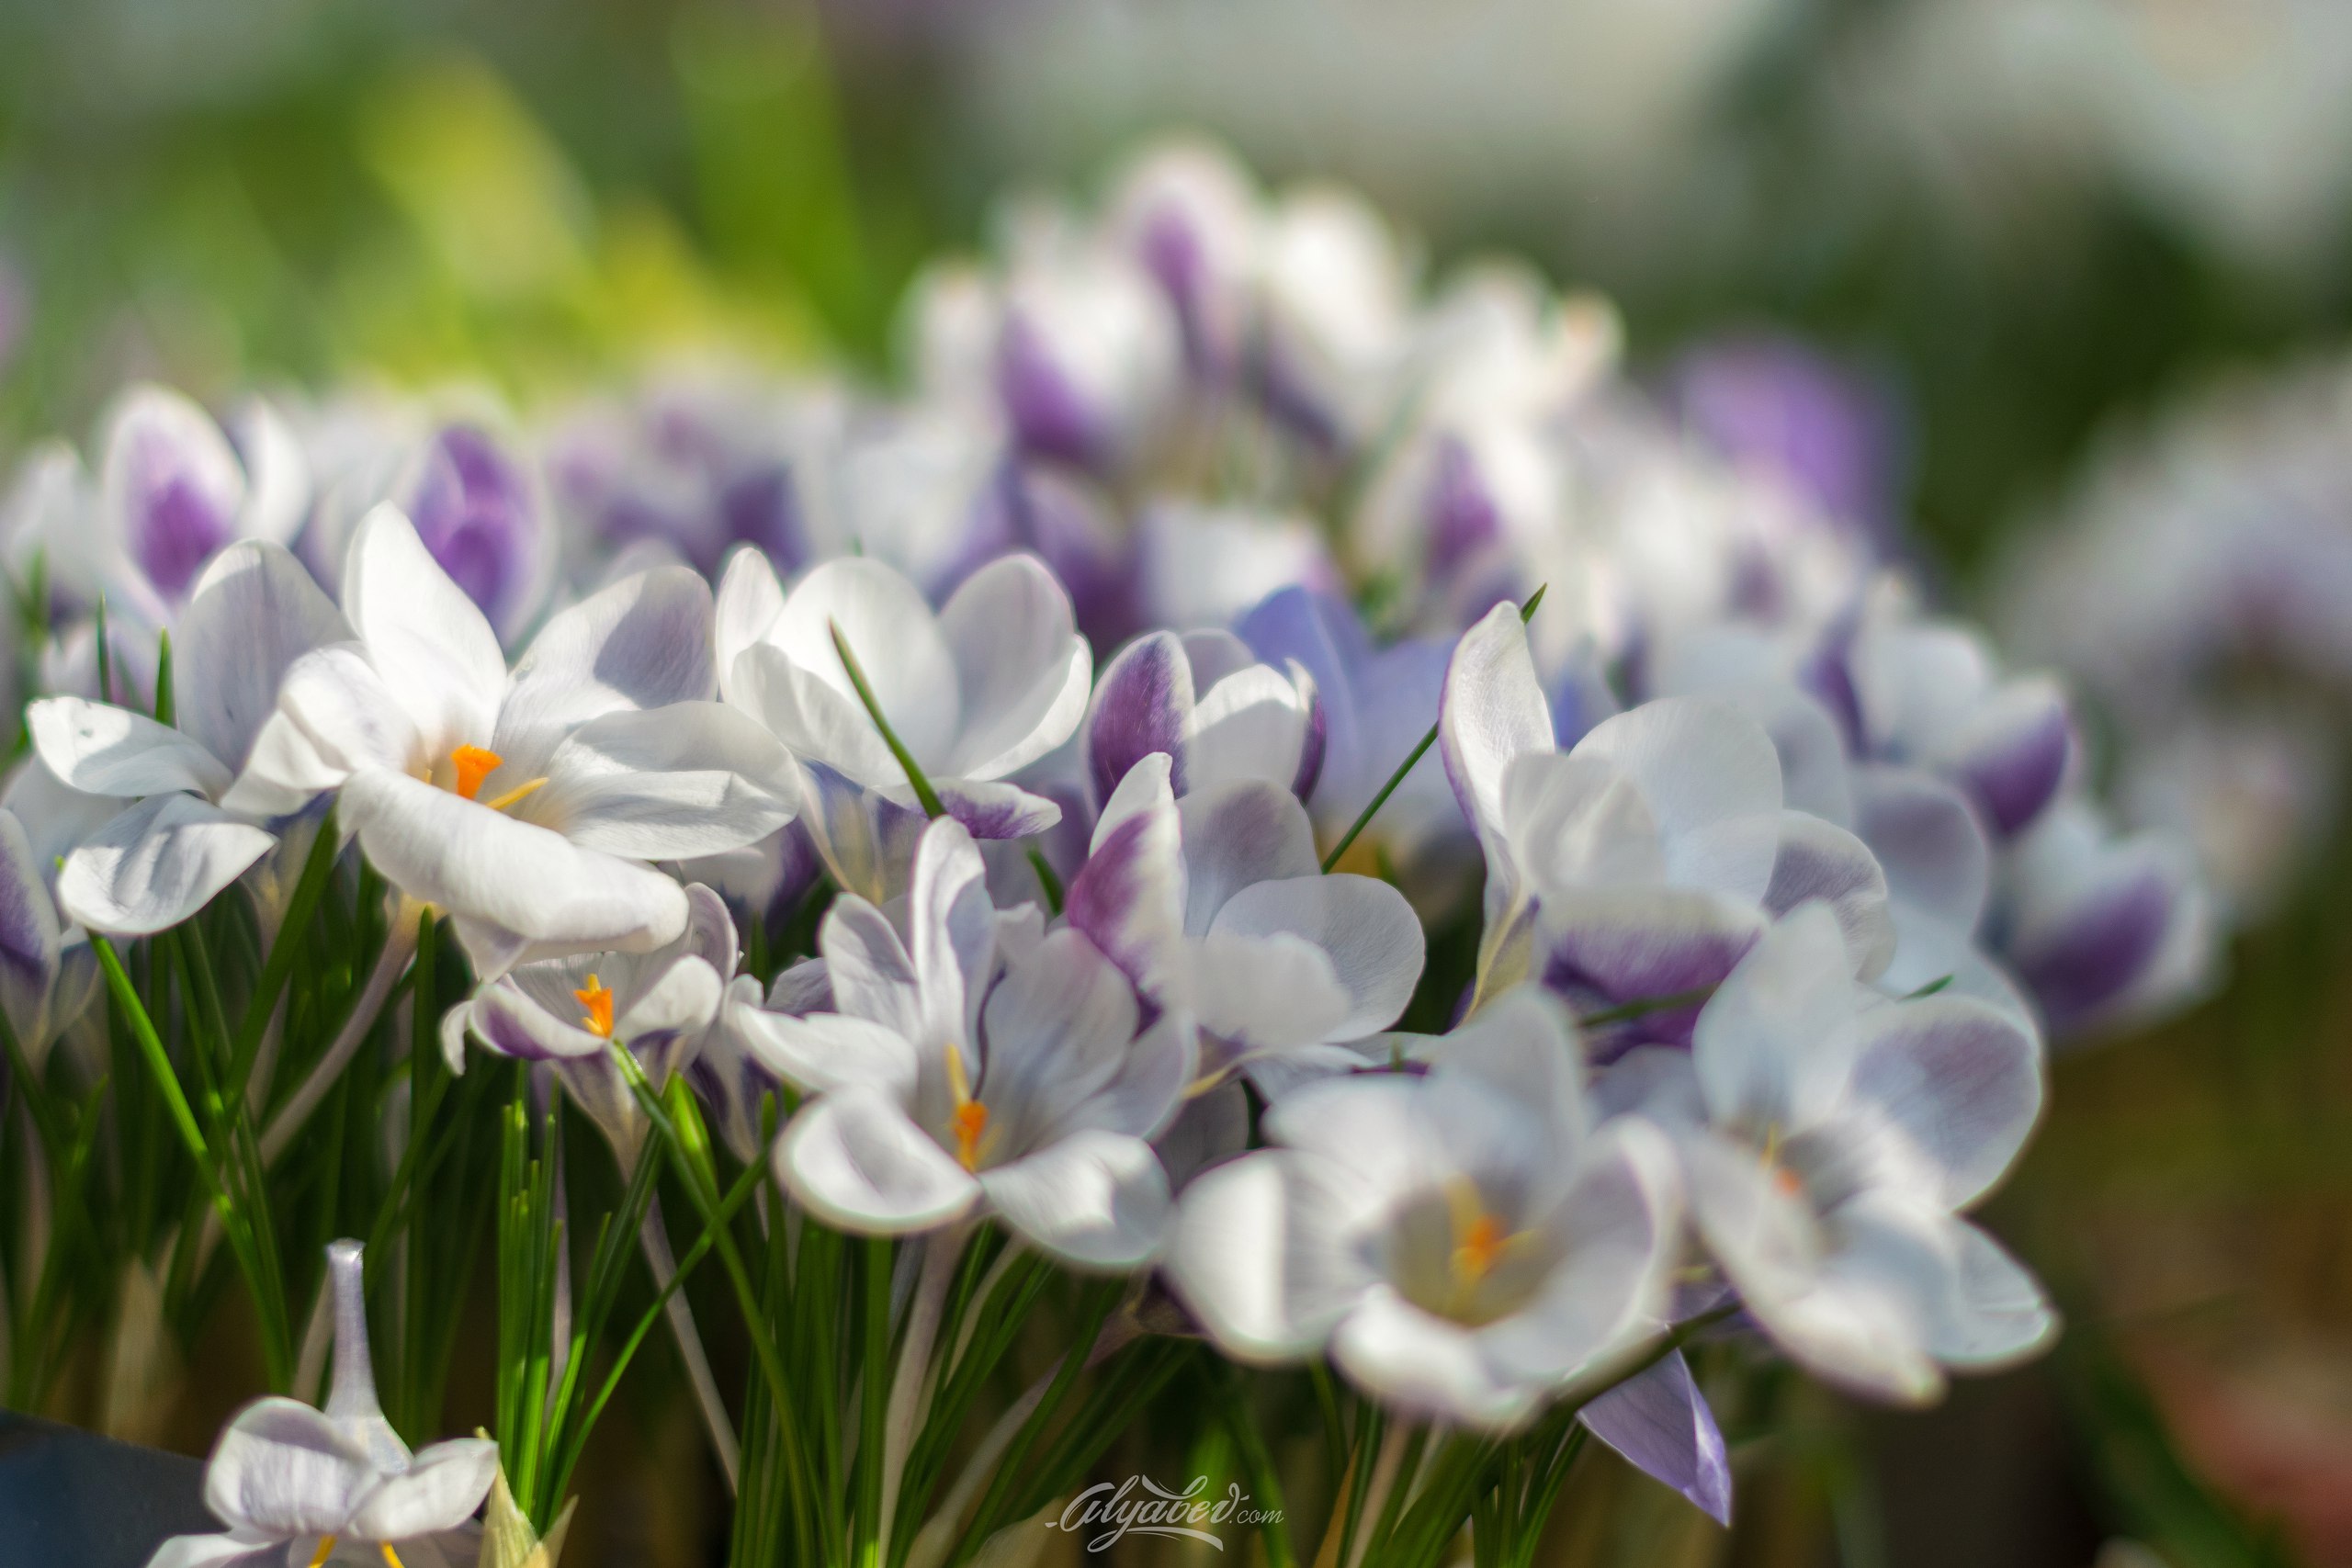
left=831, top=619, right=945, bottom=818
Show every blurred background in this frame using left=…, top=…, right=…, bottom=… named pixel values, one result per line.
left=5, top=0, right=2350, bottom=1564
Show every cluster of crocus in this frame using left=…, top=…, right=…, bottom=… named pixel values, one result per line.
left=1998, top=353, right=2352, bottom=930
left=0, top=141, right=2210, bottom=1566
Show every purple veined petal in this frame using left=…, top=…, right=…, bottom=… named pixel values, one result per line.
left=1765, top=812, right=1895, bottom=983
left=1847, top=994, right=2042, bottom=1209
left=1578, top=1350, right=1734, bottom=1527
left=1086, top=631, right=1195, bottom=806
left=795, top=759, right=927, bottom=907
left=1952, top=677, right=2074, bottom=838
left=1176, top=779, right=1320, bottom=935
left=99, top=385, right=246, bottom=604
left=402, top=423, right=549, bottom=640
left=1853, top=764, right=1990, bottom=934
left=1066, top=771, right=1188, bottom=1008
left=175, top=541, right=350, bottom=781
left=2006, top=861, right=2182, bottom=1036
left=1541, top=888, right=1766, bottom=1055
left=998, top=309, right=1105, bottom=468
left=933, top=779, right=1063, bottom=841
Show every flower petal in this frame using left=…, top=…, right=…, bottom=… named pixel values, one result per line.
left=495, top=564, right=717, bottom=774
left=714, top=546, right=788, bottom=705
left=1176, top=779, right=1319, bottom=934
left=176, top=541, right=349, bottom=777
left=776, top=1084, right=979, bottom=1235
left=1085, top=631, right=1194, bottom=803
left=341, top=504, right=507, bottom=758
left=1207, top=873, right=1424, bottom=1041
left=202, top=1396, right=377, bottom=1538
left=933, top=778, right=1064, bottom=841
left=1690, top=904, right=1860, bottom=1133
left=29, top=696, right=232, bottom=800
left=339, top=768, right=685, bottom=974
left=58, top=794, right=274, bottom=935
left=534, top=703, right=798, bottom=860
left=936, top=553, right=1091, bottom=780
left=1167, top=1149, right=1373, bottom=1361
left=344, top=1437, right=499, bottom=1541
left=981, top=1129, right=1171, bottom=1270
left=1439, top=601, right=1553, bottom=857
left=1766, top=812, right=1894, bottom=983
left=1572, top=697, right=1784, bottom=902
left=1847, top=995, right=2041, bottom=1209
left=766, top=557, right=961, bottom=768
left=0, top=809, right=62, bottom=1052
left=1187, top=663, right=1316, bottom=795
left=1577, top=1352, right=1732, bottom=1526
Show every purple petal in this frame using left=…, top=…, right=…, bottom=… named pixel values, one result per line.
left=934, top=780, right=1064, bottom=841
left=998, top=310, right=1104, bottom=468
left=1066, top=795, right=1186, bottom=1005
left=1424, top=434, right=1506, bottom=581
left=1542, top=891, right=1764, bottom=1053
left=992, top=462, right=1138, bottom=651
left=2006, top=863, right=2177, bottom=1032
left=1579, top=1350, right=1733, bottom=1526
left=406, top=423, right=540, bottom=633
left=1959, top=688, right=2073, bottom=837
left=1086, top=632, right=1194, bottom=805
left=1292, top=666, right=1329, bottom=802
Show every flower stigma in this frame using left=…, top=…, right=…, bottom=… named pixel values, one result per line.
left=575, top=975, right=615, bottom=1038
left=449, top=745, right=503, bottom=800
left=943, top=1043, right=989, bottom=1171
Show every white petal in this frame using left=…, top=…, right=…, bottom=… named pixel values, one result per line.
left=534, top=704, right=798, bottom=860
left=1847, top=995, right=2042, bottom=1208
left=202, top=1396, right=377, bottom=1538
left=1421, top=985, right=1589, bottom=1146
left=1691, top=904, right=1861, bottom=1132
left=143, top=1534, right=281, bottom=1568
left=1193, top=930, right=1351, bottom=1060
left=495, top=565, right=716, bottom=774
left=714, top=546, right=787, bottom=705
left=1207, top=873, right=1423, bottom=1040
left=936, top=553, right=1092, bottom=780
left=1176, top=779, right=1318, bottom=934
left=1332, top=1290, right=1540, bottom=1429
left=1573, top=697, right=1784, bottom=901
left=908, top=815, right=997, bottom=1051
left=339, top=769, right=685, bottom=972
left=776, top=1085, right=979, bottom=1234
left=1185, top=663, right=1312, bottom=794
left=344, top=1437, right=499, bottom=1540
left=1500, top=750, right=1666, bottom=894
left=981, top=1129, right=1171, bottom=1270
left=28, top=696, right=232, bottom=800
left=464, top=981, right=607, bottom=1062
left=263, top=643, right=423, bottom=786
left=58, top=795, right=274, bottom=935
left=1766, top=812, right=1895, bottom=983
left=614, top=953, right=724, bottom=1045
left=732, top=1008, right=921, bottom=1097
left=176, top=541, right=348, bottom=776
left=730, top=643, right=903, bottom=790
left=1438, top=601, right=1554, bottom=852
left=341, top=504, right=507, bottom=757
left=1167, top=1150, right=1371, bottom=1361
left=767, top=557, right=960, bottom=767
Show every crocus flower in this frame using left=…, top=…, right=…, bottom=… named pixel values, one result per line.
left=1081, top=626, right=1322, bottom=807
left=1068, top=755, right=1423, bottom=1096
left=1440, top=601, right=1892, bottom=1026
left=1617, top=903, right=2055, bottom=1404
left=28, top=541, right=346, bottom=934
left=752, top=817, right=1189, bottom=1269
left=715, top=550, right=1089, bottom=840
left=147, top=1240, right=496, bottom=1568
left=1168, top=985, right=1683, bottom=1429
left=0, top=803, right=98, bottom=1071
left=239, top=506, right=797, bottom=978
left=443, top=883, right=735, bottom=1165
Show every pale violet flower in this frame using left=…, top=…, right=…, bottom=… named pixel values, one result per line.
left=715, top=550, right=1090, bottom=840
left=443, top=883, right=736, bottom=1164
left=0, top=803, right=99, bottom=1071
left=239, top=505, right=797, bottom=977
left=1616, top=903, right=2054, bottom=1404
left=752, top=818, right=1189, bottom=1269
left=1440, top=600, right=1892, bottom=1024
left=1168, top=986, right=1683, bottom=1430
left=147, top=1240, right=495, bottom=1568
left=1081, top=626, right=1322, bottom=807
left=28, top=541, right=346, bottom=934
left=1067, top=754, right=1423, bottom=1096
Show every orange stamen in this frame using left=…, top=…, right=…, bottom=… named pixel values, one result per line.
left=380, top=1544, right=410, bottom=1568
left=450, top=744, right=503, bottom=800
left=575, top=975, right=615, bottom=1038
left=307, top=1539, right=337, bottom=1568
left=1453, top=1213, right=1507, bottom=1283
left=952, top=1100, right=989, bottom=1171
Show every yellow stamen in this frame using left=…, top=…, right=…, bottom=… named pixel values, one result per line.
left=450, top=745, right=503, bottom=800
left=380, top=1545, right=409, bottom=1568
left=1760, top=1123, right=1802, bottom=1199
left=952, top=1100, right=989, bottom=1171
left=943, top=1043, right=989, bottom=1170
left=575, top=975, right=615, bottom=1038
left=481, top=775, right=549, bottom=813
left=308, top=1539, right=337, bottom=1568
left=1453, top=1212, right=1507, bottom=1284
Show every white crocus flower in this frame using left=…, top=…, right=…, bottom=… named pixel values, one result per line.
left=240, top=505, right=798, bottom=978
left=1440, top=600, right=1892, bottom=1023
left=714, top=549, right=1091, bottom=842
left=1617, top=902, right=2054, bottom=1404
left=1169, top=986, right=1683, bottom=1430
left=147, top=1240, right=495, bottom=1568
left=750, top=817, right=1188, bottom=1269
left=1067, top=754, right=1424, bottom=1097
left=28, top=540, right=346, bottom=934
